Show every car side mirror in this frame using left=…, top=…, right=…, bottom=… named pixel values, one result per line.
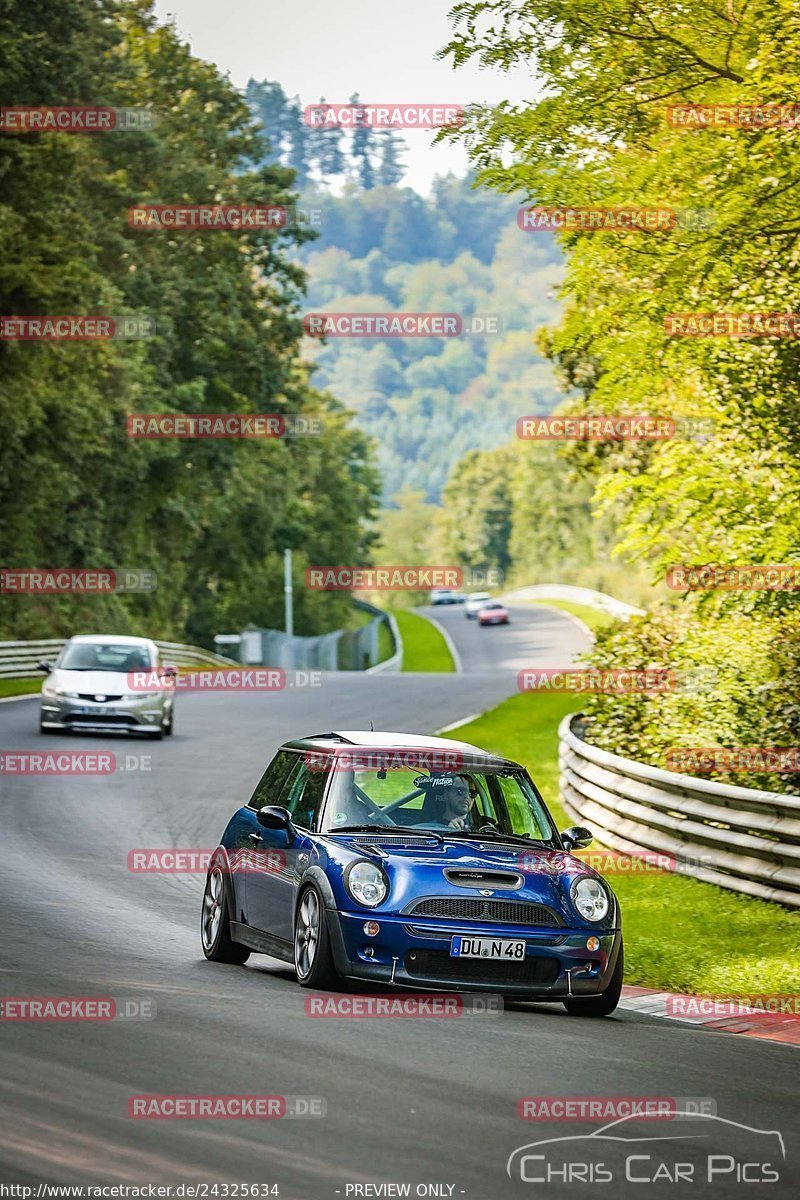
left=162, top=664, right=178, bottom=679
left=36, top=660, right=54, bottom=673
left=560, top=826, right=594, bottom=851
left=257, top=804, right=293, bottom=831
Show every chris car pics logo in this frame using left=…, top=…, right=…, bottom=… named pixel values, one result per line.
left=507, top=1112, right=785, bottom=1185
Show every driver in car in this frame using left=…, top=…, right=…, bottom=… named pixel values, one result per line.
left=425, top=775, right=479, bottom=830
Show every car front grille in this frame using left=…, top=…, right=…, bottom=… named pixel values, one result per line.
left=408, top=897, right=562, bottom=927
left=66, top=714, right=137, bottom=725
left=404, top=924, right=566, bottom=945
left=405, top=950, right=560, bottom=985
left=77, top=693, right=124, bottom=703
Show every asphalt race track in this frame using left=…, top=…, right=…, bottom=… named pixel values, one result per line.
left=0, top=604, right=796, bottom=1195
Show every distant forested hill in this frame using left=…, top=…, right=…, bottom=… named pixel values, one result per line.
left=247, top=81, right=566, bottom=503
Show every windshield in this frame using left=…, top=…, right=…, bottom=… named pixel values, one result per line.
left=59, top=642, right=154, bottom=672
left=322, top=764, right=557, bottom=842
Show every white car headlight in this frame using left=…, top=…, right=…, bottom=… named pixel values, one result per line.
left=345, top=861, right=389, bottom=908
left=43, top=686, right=77, bottom=699
left=135, top=691, right=163, bottom=701
left=571, top=876, right=610, bottom=922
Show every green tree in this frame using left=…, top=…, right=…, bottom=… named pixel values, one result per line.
left=376, top=130, right=407, bottom=187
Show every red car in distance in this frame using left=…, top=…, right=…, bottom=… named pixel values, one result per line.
left=478, top=601, right=509, bottom=626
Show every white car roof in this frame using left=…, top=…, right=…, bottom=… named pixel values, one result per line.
left=333, top=730, right=486, bottom=754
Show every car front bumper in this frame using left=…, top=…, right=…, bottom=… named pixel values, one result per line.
left=40, top=694, right=169, bottom=734
left=325, top=908, right=621, bottom=998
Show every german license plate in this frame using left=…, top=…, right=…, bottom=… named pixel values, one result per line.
left=450, top=936, right=526, bottom=960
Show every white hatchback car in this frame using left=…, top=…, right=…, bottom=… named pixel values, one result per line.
left=464, top=591, right=492, bottom=619
left=38, top=634, right=175, bottom=739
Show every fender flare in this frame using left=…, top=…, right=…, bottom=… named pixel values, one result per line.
left=296, top=866, right=351, bottom=974
left=208, top=845, right=245, bottom=925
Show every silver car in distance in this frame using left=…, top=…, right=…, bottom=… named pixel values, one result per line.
left=38, top=634, right=175, bottom=740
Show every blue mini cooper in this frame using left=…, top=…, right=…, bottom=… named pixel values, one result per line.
left=201, top=731, right=623, bottom=1016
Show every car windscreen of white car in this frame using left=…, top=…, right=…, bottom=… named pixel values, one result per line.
left=59, top=643, right=153, bottom=671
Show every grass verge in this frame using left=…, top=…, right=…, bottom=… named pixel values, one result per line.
left=395, top=610, right=455, bottom=673
left=447, top=690, right=800, bottom=995
left=0, top=678, right=42, bottom=698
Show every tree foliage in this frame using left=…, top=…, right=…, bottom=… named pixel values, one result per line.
left=0, top=1, right=379, bottom=643
left=437, top=0, right=800, bottom=782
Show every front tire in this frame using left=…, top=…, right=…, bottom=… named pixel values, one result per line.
left=563, top=942, right=623, bottom=1017
left=201, top=865, right=250, bottom=964
left=294, top=885, right=338, bottom=989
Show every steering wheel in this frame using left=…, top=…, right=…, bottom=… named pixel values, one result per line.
left=476, top=821, right=499, bottom=834
left=350, top=789, right=395, bottom=826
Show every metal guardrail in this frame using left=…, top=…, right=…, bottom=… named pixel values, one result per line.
left=559, top=713, right=800, bottom=909
left=240, top=600, right=400, bottom=672
left=501, top=583, right=644, bottom=618
left=0, top=605, right=401, bottom=680
left=365, top=611, right=403, bottom=673
left=0, top=637, right=236, bottom=679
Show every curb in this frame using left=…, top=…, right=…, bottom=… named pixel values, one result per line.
left=414, top=610, right=462, bottom=674
left=619, top=985, right=800, bottom=1047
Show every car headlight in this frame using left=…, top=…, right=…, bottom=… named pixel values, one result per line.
left=43, top=687, right=78, bottom=699
left=571, top=876, right=610, bottom=922
left=345, top=861, right=389, bottom=908
left=135, top=691, right=163, bottom=701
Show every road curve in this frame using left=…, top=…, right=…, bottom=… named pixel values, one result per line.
left=0, top=607, right=797, bottom=1195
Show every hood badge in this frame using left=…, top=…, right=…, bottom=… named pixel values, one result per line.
left=479, top=889, right=494, bottom=896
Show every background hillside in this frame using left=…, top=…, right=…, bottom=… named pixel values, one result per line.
left=247, top=81, right=566, bottom=503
